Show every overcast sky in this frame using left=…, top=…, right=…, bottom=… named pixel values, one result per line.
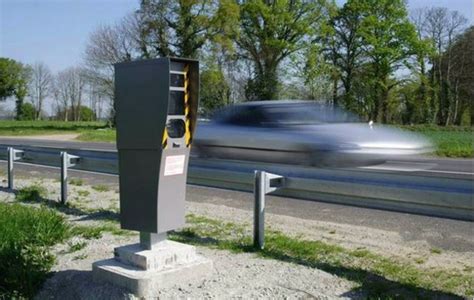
left=0, top=0, right=472, bottom=114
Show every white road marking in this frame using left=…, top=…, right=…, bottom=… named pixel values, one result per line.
left=360, top=162, right=436, bottom=172
left=361, top=161, right=473, bottom=175
left=418, top=169, right=474, bottom=176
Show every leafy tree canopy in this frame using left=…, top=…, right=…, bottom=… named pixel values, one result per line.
left=0, top=58, right=30, bottom=101
left=138, top=0, right=240, bottom=58
left=239, top=0, right=328, bottom=100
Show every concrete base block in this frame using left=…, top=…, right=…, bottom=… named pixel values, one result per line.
left=92, top=241, right=213, bottom=298
left=114, top=241, right=198, bottom=271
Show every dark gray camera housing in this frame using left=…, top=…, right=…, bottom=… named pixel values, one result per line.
left=115, top=57, right=199, bottom=233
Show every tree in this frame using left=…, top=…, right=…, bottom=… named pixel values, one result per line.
left=138, top=0, right=239, bottom=58
left=409, top=8, right=434, bottom=123
left=423, top=7, right=468, bottom=125
left=285, top=44, right=332, bottom=101
left=86, top=83, right=108, bottom=120
left=0, top=58, right=31, bottom=120
left=438, top=26, right=473, bottom=125
left=79, top=106, right=96, bottom=121
left=29, top=62, right=52, bottom=120
left=237, top=0, right=327, bottom=100
left=84, top=14, right=138, bottom=123
left=53, top=67, right=86, bottom=121
left=17, top=102, right=36, bottom=121
left=323, top=0, right=364, bottom=108
left=200, top=59, right=231, bottom=114
left=355, top=0, right=419, bottom=123
left=85, top=2, right=238, bottom=124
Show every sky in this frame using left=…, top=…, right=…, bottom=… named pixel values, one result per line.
left=0, top=0, right=139, bottom=72
left=1, top=0, right=472, bottom=72
left=0, top=0, right=472, bottom=114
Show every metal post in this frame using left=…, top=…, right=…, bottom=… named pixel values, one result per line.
left=61, top=152, right=67, bottom=204
left=60, top=152, right=80, bottom=204
left=140, top=232, right=167, bottom=250
left=253, top=171, right=284, bottom=250
left=7, top=147, right=24, bottom=190
left=254, top=171, right=266, bottom=249
left=7, top=147, right=13, bottom=190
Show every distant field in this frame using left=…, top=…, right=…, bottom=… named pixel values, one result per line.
left=0, top=121, right=471, bottom=158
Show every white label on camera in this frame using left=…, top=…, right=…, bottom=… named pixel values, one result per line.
left=164, top=155, right=185, bottom=176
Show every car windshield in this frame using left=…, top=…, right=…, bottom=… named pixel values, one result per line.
left=262, top=104, right=360, bottom=125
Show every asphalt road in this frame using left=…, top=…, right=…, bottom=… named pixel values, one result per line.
left=0, top=137, right=472, bottom=180
left=0, top=161, right=472, bottom=253
left=0, top=137, right=472, bottom=249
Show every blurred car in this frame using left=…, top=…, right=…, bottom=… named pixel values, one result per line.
left=192, top=100, right=432, bottom=167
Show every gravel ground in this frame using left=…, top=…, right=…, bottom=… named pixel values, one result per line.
left=1, top=177, right=472, bottom=299
left=35, top=233, right=359, bottom=299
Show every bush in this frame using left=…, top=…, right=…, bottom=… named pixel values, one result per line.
left=54, top=106, right=96, bottom=121
left=0, top=203, right=69, bottom=298
left=18, top=102, right=36, bottom=121
left=79, top=106, right=96, bottom=121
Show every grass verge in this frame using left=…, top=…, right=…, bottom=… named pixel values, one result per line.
left=169, top=214, right=473, bottom=298
left=0, top=120, right=107, bottom=136
left=400, top=125, right=473, bottom=158
left=75, top=129, right=116, bottom=143
left=0, top=202, right=69, bottom=299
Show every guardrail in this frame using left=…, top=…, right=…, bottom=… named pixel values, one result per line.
left=0, top=144, right=472, bottom=221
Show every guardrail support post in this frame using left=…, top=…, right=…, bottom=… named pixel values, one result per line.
left=7, top=147, right=24, bottom=190
left=61, top=152, right=80, bottom=204
left=254, top=170, right=284, bottom=250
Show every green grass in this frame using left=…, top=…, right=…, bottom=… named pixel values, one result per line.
left=400, top=125, right=473, bottom=158
left=76, top=129, right=116, bottom=143
left=169, top=214, right=473, bottom=298
left=65, top=241, right=87, bottom=253
left=0, top=120, right=107, bottom=136
left=71, top=223, right=133, bottom=239
left=77, top=190, right=90, bottom=197
left=0, top=202, right=70, bottom=299
left=16, top=185, right=47, bottom=202
left=91, top=184, right=110, bottom=192
left=69, top=178, right=84, bottom=186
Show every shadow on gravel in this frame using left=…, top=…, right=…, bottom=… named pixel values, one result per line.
left=263, top=250, right=464, bottom=300
left=171, top=230, right=465, bottom=300
left=35, top=270, right=130, bottom=300
left=1, top=187, right=119, bottom=222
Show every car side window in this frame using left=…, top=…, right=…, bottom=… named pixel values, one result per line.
left=226, top=107, right=265, bottom=126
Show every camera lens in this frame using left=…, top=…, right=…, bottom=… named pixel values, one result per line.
left=166, top=119, right=186, bottom=138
